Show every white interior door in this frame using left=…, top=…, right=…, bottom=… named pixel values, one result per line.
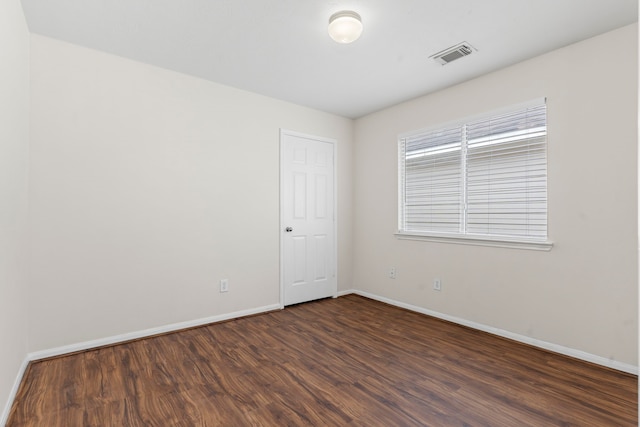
left=281, top=130, right=336, bottom=306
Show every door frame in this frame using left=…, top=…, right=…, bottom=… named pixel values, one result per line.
left=279, top=128, right=338, bottom=308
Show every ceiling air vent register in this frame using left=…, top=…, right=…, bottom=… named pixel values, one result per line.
left=430, top=42, right=476, bottom=65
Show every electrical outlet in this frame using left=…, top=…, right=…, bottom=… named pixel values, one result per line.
left=433, top=278, right=442, bottom=291
left=220, top=279, right=229, bottom=293
left=388, top=267, right=397, bottom=279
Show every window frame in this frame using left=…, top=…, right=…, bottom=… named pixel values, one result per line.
left=396, top=98, right=553, bottom=251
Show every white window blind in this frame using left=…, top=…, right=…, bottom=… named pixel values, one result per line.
left=400, top=125, right=463, bottom=233
left=399, top=100, right=548, bottom=244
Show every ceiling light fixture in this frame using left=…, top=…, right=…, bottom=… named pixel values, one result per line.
left=328, top=11, right=363, bottom=44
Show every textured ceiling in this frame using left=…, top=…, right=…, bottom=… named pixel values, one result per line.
left=20, top=0, right=638, bottom=118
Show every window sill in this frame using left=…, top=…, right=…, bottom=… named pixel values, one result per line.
left=394, top=231, right=553, bottom=251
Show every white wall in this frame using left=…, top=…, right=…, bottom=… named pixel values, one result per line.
left=353, top=24, right=638, bottom=366
left=18, top=13, right=639, bottom=374
left=0, top=0, right=30, bottom=421
left=28, top=35, right=353, bottom=351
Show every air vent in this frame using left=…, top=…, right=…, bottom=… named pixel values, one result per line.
left=430, top=42, right=475, bottom=65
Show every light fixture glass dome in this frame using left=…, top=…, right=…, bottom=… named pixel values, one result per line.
left=328, top=11, right=363, bottom=44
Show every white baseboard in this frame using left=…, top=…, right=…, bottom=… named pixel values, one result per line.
left=1, top=356, right=29, bottom=427
left=336, top=289, right=354, bottom=297
left=348, top=290, right=638, bottom=376
left=2, top=303, right=282, bottom=425
left=4, top=292, right=635, bottom=425
left=28, top=303, right=282, bottom=361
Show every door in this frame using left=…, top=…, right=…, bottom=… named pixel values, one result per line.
left=281, top=130, right=336, bottom=306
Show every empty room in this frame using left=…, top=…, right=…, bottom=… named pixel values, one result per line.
left=1, top=0, right=638, bottom=425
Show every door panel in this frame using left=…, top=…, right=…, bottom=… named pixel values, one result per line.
left=293, top=173, right=307, bottom=218
left=315, top=175, right=327, bottom=218
left=281, top=130, right=336, bottom=306
left=314, top=235, right=327, bottom=280
left=292, top=236, right=307, bottom=284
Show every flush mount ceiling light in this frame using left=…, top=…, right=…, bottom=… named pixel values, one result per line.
left=328, top=11, right=363, bottom=44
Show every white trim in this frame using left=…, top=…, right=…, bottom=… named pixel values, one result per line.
left=395, top=231, right=554, bottom=251
left=28, top=303, right=281, bottom=361
left=3, top=292, right=635, bottom=421
left=349, top=290, right=638, bottom=375
left=336, top=289, right=355, bottom=297
left=398, top=98, right=549, bottom=248
left=333, top=135, right=338, bottom=300
left=279, top=129, right=286, bottom=309
left=1, top=356, right=29, bottom=426
left=279, top=129, right=338, bottom=307
left=2, top=303, right=280, bottom=422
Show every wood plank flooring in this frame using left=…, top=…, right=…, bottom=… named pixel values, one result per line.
left=7, top=294, right=638, bottom=426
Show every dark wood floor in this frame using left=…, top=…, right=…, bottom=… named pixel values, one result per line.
left=7, top=294, right=638, bottom=426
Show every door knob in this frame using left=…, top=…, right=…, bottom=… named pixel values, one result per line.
left=285, top=227, right=293, bottom=232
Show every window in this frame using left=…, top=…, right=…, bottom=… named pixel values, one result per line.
left=398, top=99, right=551, bottom=250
